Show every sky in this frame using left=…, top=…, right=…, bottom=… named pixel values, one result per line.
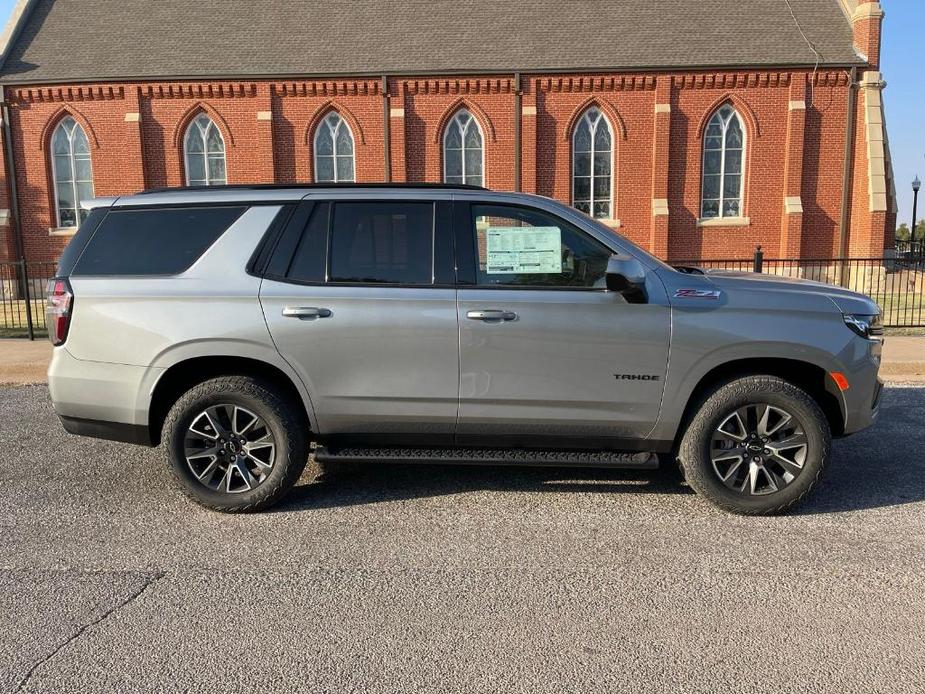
left=0, top=0, right=921, bottom=227
left=879, top=1, right=924, bottom=227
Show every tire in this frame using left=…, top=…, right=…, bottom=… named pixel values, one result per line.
left=162, top=376, right=309, bottom=512
left=678, top=375, right=831, bottom=516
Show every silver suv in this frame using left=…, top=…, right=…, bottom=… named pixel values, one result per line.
left=46, top=184, right=883, bottom=515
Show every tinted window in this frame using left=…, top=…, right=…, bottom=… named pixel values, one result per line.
left=285, top=202, right=329, bottom=283
left=329, top=202, right=433, bottom=285
left=470, top=204, right=610, bottom=288
left=73, top=206, right=246, bottom=276
left=56, top=207, right=107, bottom=277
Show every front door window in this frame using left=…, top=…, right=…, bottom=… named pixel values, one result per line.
left=470, top=204, right=611, bottom=289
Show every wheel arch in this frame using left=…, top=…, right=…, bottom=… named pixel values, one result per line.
left=148, top=355, right=314, bottom=446
left=673, top=357, right=846, bottom=448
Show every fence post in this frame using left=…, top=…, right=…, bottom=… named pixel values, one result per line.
left=752, top=245, right=764, bottom=273
left=19, top=259, right=34, bottom=341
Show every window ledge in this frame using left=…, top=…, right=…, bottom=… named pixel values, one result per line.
left=597, top=218, right=622, bottom=229
left=697, top=216, right=750, bottom=228
left=49, top=226, right=78, bottom=237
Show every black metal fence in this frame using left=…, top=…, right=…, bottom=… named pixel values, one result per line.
left=894, top=239, right=925, bottom=258
left=669, top=246, right=925, bottom=328
left=0, top=260, right=57, bottom=339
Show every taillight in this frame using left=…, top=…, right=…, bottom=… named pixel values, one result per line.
left=45, top=277, right=73, bottom=346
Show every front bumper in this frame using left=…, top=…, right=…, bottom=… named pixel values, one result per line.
left=837, top=337, right=883, bottom=436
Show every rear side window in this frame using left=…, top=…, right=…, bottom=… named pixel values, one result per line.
left=329, top=202, right=433, bottom=285
left=284, top=202, right=329, bottom=283
left=72, top=206, right=246, bottom=276
left=56, top=207, right=108, bottom=277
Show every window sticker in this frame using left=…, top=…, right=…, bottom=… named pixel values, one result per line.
left=485, top=226, right=562, bottom=274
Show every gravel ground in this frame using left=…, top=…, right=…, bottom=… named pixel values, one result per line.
left=0, top=384, right=923, bottom=693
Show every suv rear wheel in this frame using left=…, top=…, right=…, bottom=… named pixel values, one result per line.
left=163, top=376, right=309, bottom=512
left=678, top=375, right=831, bottom=515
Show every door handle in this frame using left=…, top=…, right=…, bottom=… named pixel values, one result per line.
left=282, top=306, right=333, bottom=320
left=466, top=309, right=517, bottom=322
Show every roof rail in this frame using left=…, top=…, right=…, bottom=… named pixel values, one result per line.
left=137, top=182, right=488, bottom=195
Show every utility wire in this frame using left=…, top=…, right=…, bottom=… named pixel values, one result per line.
left=784, top=0, right=824, bottom=106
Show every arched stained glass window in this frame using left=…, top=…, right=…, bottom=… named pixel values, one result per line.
left=314, top=112, right=355, bottom=183
left=51, top=117, right=94, bottom=228
left=443, top=110, right=483, bottom=187
left=572, top=108, right=613, bottom=219
left=184, top=114, right=227, bottom=187
left=702, top=105, right=745, bottom=218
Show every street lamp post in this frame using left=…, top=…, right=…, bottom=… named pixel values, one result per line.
left=912, top=175, right=921, bottom=254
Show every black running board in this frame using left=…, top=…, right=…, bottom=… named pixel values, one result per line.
left=313, top=446, right=658, bottom=469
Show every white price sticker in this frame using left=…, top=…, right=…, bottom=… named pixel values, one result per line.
left=485, top=226, right=562, bottom=274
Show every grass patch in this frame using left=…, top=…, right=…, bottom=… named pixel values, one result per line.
left=872, top=291, right=925, bottom=327
left=0, top=300, right=46, bottom=337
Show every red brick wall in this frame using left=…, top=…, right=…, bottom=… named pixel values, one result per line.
left=0, top=68, right=891, bottom=264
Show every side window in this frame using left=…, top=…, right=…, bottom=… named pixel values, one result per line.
left=284, top=202, right=329, bottom=283
left=72, top=206, right=246, bottom=276
left=329, top=202, right=434, bottom=285
left=470, top=204, right=611, bottom=288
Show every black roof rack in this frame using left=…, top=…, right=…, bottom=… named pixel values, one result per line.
left=137, top=182, right=487, bottom=195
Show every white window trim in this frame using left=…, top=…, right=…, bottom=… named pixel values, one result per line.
left=571, top=108, right=614, bottom=220
left=183, top=115, right=227, bottom=187
left=48, top=226, right=78, bottom=236
left=700, top=106, right=746, bottom=220
left=696, top=216, right=751, bottom=228
left=50, top=117, right=93, bottom=229
left=442, top=109, right=485, bottom=187
left=313, top=112, right=356, bottom=183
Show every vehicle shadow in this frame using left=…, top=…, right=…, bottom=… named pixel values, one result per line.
left=796, top=386, right=925, bottom=515
left=281, top=462, right=693, bottom=512
left=277, top=387, right=924, bottom=516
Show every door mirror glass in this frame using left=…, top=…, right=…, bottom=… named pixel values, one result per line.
left=606, top=255, right=647, bottom=302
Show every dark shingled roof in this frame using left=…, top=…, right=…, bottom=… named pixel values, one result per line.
left=0, top=0, right=862, bottom=84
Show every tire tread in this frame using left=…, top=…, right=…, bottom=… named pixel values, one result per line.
left=678, top=375, right=831, bottom=516
left=162, top=375, right=309, bottom=513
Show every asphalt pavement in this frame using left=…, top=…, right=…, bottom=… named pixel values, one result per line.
left=1, top=384, right=923, bottom=693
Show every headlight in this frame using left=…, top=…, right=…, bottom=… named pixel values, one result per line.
left=843, top=313, right=883, bottom=339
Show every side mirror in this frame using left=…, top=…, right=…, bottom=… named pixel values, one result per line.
left=606, top=255, right=648, bottom=302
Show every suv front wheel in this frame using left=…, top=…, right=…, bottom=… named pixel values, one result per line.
left=678, top=375, right=831, bottom=515
left=163, top=376, right=309, bottom=512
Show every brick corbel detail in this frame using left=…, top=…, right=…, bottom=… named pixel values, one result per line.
left=779, top=75, right=807, bottom=257
left=650, top=77, right=671, bottom=258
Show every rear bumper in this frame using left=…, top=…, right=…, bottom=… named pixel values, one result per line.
left=48, top=347, right=162, bottom=443
left=59, top=415, right=154, bottom=446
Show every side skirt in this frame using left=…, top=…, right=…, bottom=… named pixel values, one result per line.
left=313, top=445, right=660, bottom=470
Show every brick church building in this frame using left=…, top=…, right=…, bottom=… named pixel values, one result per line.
left=0, top=0, right=895, bottom=265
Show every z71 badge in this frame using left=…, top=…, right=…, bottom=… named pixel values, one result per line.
left=674, top=288, right=722, bottom=299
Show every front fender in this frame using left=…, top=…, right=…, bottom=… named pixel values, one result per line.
left=649, top=297, right=854, bottom=443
